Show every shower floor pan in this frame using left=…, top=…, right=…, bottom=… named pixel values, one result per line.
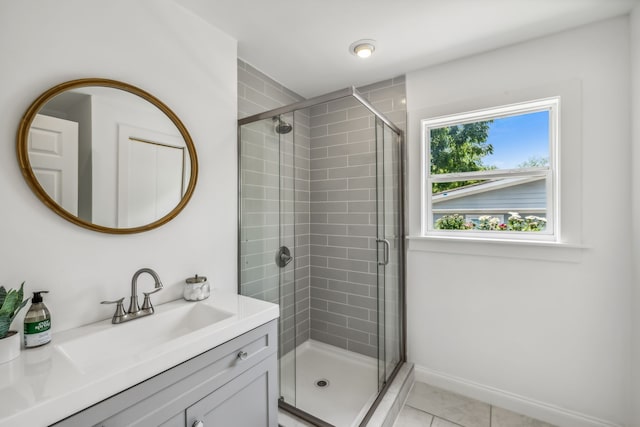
left=280, top=340, right=378, bottom=427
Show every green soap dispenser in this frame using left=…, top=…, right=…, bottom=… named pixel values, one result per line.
left=24, top=291, right=51, bottom=348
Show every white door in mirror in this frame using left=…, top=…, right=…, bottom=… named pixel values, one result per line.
left=28, top=114, right=79, bottom=215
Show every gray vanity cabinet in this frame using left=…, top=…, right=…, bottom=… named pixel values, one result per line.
left=52, top=320, right=278, bottom=427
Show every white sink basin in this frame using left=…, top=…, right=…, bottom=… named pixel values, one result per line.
left=55, top=302, right=233, bottom=372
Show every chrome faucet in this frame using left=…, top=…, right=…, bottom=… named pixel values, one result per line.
left=101, top=268, right=163, bottom=324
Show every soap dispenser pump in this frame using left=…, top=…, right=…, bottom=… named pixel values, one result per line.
left=24, top=291, right=51, bottom=348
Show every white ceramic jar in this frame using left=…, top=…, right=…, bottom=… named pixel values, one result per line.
left=183, top=275, right=210, bottom=301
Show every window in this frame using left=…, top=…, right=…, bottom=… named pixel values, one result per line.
left=421, top=98, right=559, bottom=241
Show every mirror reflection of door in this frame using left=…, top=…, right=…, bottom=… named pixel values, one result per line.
left=28, top=114, right=79, bottom=215
left=117, top=124, right=187, bottom=228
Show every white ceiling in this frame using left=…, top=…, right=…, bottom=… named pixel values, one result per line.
left=174, top=0, right=638, bottom=98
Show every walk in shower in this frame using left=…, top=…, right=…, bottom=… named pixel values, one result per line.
left=238, top=87, right=405, bottom=427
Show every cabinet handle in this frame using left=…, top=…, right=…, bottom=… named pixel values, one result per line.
left=193, top=421, right=204, bottom=427
left=237, top=351, right=248, bottom=361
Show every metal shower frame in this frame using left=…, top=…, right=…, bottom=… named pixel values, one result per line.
left=237, top=86, right=407, bottom=427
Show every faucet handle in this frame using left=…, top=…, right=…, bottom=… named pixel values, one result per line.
left=141, top=287, right=162, bottom=311
left=101, top=298, right=126, bottom=323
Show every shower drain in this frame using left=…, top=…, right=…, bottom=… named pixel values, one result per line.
left=314, top=379, right=330, bottom=388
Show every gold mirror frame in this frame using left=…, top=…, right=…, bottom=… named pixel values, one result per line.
left=16, top=78, right=198, bottom=234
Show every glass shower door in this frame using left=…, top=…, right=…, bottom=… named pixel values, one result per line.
left=238, top=114, right=296, bottom=406
left=375, top=119, right=403, bottom=389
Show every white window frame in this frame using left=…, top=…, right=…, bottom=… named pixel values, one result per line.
left=421, top=98, right=560, bottom=242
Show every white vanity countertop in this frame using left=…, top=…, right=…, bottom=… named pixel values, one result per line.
left=0, top=291, right=279, bottom=427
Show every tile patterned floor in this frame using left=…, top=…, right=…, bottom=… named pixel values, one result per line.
left=394, top=382, right=558, bottom=427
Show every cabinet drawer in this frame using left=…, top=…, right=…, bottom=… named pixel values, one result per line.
left=186, top=354, right=278, bottom=427
left=52, top=320, right=277, bottom=427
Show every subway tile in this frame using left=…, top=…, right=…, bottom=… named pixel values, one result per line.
left=310, top=201, right=348, bottom=213
left=310, top=147, right=328, bottom=159
left=328, top=165, right=371, bottom=179
left=310, top=235, right=328, bottom=245
left=310, top=169, right=328, bottom=180
left=327, top=235, right=369, bottom=248
left=327, top=280, right=370, bottom=297
left=348, top=271, right=377, bottom=286
left=312, top=132, right=349, bottom=148
left=310, top=276, right=328, bottom=288
left=238, top=67, right=265, bottom=93
left=371, top=99, right=394, bottom=114
left=310, top=103, right=328, bottom=117
left=347, top=224, right=376, bottom=237
left=328, top=117, right=370, bottom=135
left=327, top=96, right=359, bottom=112
left=327, top=301, right=369, bottom=320
left=347, top=294, right=377, bottom=310
left=348, top=176, right=376, bottom=189
left=347, top=128, right=375, bottom=143
left=310, top=308, right=348, bottom=327
left=310, top=255, right=327, bottom=267
left=348, top=152, right=376, bottom=166
left=327, top=257, right=370, bottom=273
left=310, top=223, right=347, bottom=235
left=244, top=86, right=282, bottom=111
left=326, top=213, right=369, bottom=225
left=327, top=141, right=371, bottom=157
left=348, top=201, right=376, bottom=213
left=310, top=319, right=328, bottom=332
left=310, top=298, right=328, bottom=310
left=310, top=191, right=328, bottom=202
left=310, top=266, right=348, bottom=281
left=310, top=156, right=348, bottom=170
left=310, top=178, right=348, bottom=191
left=311, top=110, right=347, bottom=126
left=348, top=317, right=377, bottom=334
left=265, top=81, right=300, bottom=105
left=310, top=245, right=348, bottom=258
left=357, top=78, right=394, bottom=93
left=347, top=105, right=371, bottom=120
left=310, top=330, right=347, bottom=350
left=347, top=248, right=377, bottom=262
left=310, top=125, right=328, bottom=138
left=310, top=287, right=347, bottom=304
left=310, top=213, right=327, bottom=224
left=326, top=323, right=370, bottom=344
left=346, top=340, right=378, bottom=359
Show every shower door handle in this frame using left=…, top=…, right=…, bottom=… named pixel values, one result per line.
left=377, top=239, right=390, bottom=265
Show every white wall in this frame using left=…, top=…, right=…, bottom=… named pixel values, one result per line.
left=0, top=1, right=237, bottom=332
left=630, top=4, right=640, bottom=427
left=406, top=17, right=631, bottom=426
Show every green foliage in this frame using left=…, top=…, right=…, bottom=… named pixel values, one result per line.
left=434, top=214, right=473, bottom=230
left=507, top=212, right=547, bottom=232
left=434, top=213, right=546, bottom=232
left=517, top=156, right=549, bottom=168
left=430, top=121, right=494, bottom=192
left=0, top=282, right=29, bottom=339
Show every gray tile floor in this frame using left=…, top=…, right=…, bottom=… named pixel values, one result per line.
left=394, top=382, right=558, bottom=427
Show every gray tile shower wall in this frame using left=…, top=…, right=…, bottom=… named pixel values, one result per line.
left=238, top=60, right=310, bottom=355
left=308, top=77, right=406, bottom=358
left=238, top=59, right=406, bottom=359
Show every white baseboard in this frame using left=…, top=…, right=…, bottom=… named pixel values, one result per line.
left=413, top=365, right=622, bottom=427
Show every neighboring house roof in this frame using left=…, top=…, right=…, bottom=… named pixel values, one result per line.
left=432, top=176, right=546, bottom=212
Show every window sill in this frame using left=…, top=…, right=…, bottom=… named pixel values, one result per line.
left=407, top=235, right=586, bottom=263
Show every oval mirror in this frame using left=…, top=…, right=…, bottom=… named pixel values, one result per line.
left=17, top=78, right=198, bottom=234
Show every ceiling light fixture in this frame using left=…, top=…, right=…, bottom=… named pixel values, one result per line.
left=350, top=39, right=376, bottom=58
